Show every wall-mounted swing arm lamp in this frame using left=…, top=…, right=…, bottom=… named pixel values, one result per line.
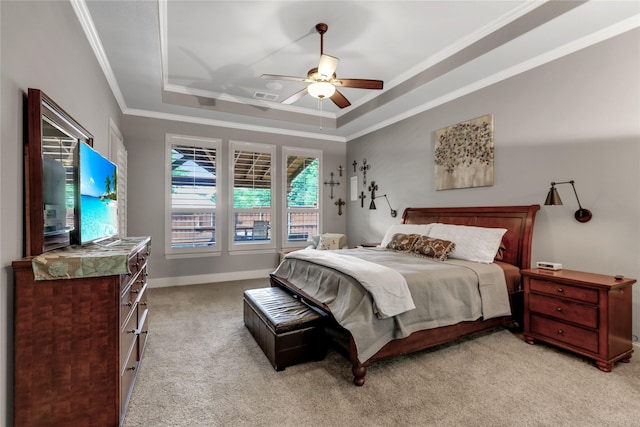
left=369, top=195, right=398, bottom=218
left=544, top=180, right=592, bottom=223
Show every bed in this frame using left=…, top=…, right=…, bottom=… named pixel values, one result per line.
left=270, top=205, right=540, bottom=385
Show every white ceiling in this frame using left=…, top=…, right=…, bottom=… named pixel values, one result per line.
left=76, top=1, right=639, bottom=142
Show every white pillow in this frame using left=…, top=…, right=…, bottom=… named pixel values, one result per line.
left=427, top=223, right=507, bottom=264
left=380, top=223, right=435, bottom=248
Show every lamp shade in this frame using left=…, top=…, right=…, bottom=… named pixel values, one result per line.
left=307, top=81, right=336, bottom=99
left=544, top=186, right=563, bottom=205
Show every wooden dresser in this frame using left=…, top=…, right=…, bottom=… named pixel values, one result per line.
left=522, top=268, right=635, bottom=372
left=12, top=237, right=151, bottom=426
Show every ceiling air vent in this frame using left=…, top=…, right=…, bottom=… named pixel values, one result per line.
left=253, top=91, right=279, bottom=101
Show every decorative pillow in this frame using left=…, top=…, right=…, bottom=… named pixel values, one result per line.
left=494, top=240, right=507, bottom=261
left=427, top=224, right=507, bottom=264
left=411, top=236, right=455, bottom=261
left=380, top=223, right=435, bottom=248
left=386, top=233, right=419, bottom=252
left=317, top=233, right=345, bottom=250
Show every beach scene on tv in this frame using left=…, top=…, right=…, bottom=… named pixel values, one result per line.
left=80, top=143, right=118, bottom=243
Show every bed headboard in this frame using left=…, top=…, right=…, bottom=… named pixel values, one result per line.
left=401, top=205, right=540, bottom=270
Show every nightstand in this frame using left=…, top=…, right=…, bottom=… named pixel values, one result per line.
left=521, top=268, right=635, bottom=372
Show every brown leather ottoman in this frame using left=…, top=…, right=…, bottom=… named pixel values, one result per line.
left=243, top=287, right=326, bottom=371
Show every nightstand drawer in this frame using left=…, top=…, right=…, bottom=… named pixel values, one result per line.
left=530, top=314, right=598, bottom=353
left=530, top=279, right=598, bottom=304
left=529, top=293, right=598, bottom=329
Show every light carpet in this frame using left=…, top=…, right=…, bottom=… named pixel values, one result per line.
left=123, top=278, right=640, bottom=427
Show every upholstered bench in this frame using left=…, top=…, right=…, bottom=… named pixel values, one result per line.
left=243, top=287, right=326, bottom=371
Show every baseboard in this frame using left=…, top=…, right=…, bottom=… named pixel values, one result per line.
left=148, top=268, right=274, bottom=288
left=634, top=341, right=640, bottom=351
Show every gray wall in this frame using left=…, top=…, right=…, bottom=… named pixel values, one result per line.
left=347, top=29, right=640, bottom=340
left=122, top=115, right=347, bottom=285
left=1, top=1, right=123, bottom=423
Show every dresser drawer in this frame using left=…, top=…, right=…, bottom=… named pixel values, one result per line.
left=529, top=293, right=598, bottom=329
left=529, top=278, right=598, bottom=304
left=530, top=314, right=598, bottom=353
left=120, top=308, right=138, bottom=367
left=138, top=308, right=150, bottom=359
left=120, top=340, right=139, bottom=418
left=128, top=252, right=142, bottom=276
left=120, top=277, right=142, bottom=326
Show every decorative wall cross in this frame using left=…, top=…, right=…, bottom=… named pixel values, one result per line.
left=368, top=181, right=378, bottom=201
left=352, top=160, right=358, bottom=172
left=358, top=191, right=367, bottom=208
left=335, top=198, right=345, bottom=215
left=359, top=158, right=371, bottom=185
left=323, top=172, right=340, bottom=199
left=337, top=165, right=344, bottom=177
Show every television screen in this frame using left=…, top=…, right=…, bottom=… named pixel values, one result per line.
left=78, top=142, right=118, bottom=244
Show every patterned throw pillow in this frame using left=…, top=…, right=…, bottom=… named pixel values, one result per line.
left=494, top=241, right=506, bottom=261
left=317, top=233, right=343, bottom=250
left=386, top=233, right=420, bottom=252
left=411, top=236, right=455, bottom=261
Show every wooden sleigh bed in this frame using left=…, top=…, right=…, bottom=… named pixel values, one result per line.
left=270, top=205, right=540, bottom=385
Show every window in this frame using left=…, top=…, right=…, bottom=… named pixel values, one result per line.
left=165, top=134, right=220, bottom=256
left=229, top=141, right=275, bottom=252
left=283, top=147, right=321, bottom=248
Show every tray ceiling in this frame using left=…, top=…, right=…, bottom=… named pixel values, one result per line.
left=77, top=1, right=639, bottom=141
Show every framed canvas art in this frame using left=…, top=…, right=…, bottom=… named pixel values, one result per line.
left=434, top=114, right=494, bottom=190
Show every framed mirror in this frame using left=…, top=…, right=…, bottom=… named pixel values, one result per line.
left=25, top=88, right=93, bottom=256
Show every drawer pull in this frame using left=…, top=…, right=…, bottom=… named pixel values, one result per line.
left=557, top=329, right=564, bottom=335
left=131, top=289, right=140, bottom=294
left=124, top=302, right=132, bottom=307
left=556, top=307, right=563, bottom=312
left=557, top=288, right=564, bottom=293
left=127, top=329, right=137, bottom=334
left=140, top=301, right=148, bottom=306
left=141, top=330, right=149, bottom=335
left=126, top=366, right=136, bottom=372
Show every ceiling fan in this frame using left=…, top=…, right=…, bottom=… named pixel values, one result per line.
left=261, top=23, right=384, bottom=109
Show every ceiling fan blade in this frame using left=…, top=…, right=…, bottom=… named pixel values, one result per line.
left=317, top=54, right=339, bottom=80
left=334, top=79, right=383, bottom=90
left=330, top=89, right=351, bottom=109
left=281, top=87, right=308, bottom=104
left=260, top=74, right=309, bottom=83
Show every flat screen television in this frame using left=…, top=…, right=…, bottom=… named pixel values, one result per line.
left=76, top=141, right=118, bottom=244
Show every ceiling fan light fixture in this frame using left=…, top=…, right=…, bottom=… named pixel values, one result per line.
left=307, top=81, right=336, bottom=99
